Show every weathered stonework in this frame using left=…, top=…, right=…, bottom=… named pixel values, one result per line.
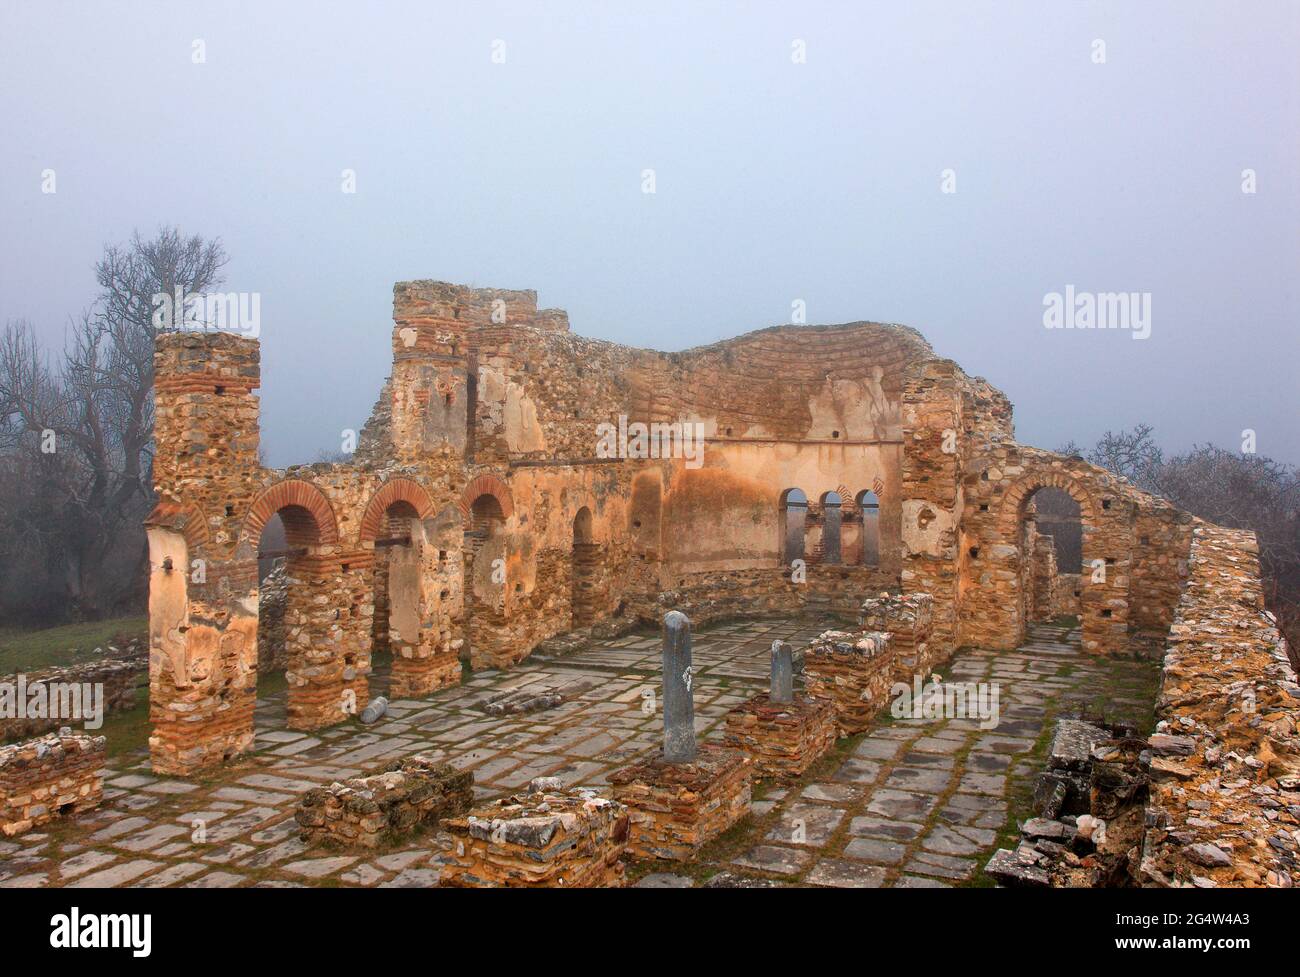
left=608, top=745, right=751, bottom=860
left=1139, top=524, right=1298, bottom=888
left=144, top=277, right=1242, bottom=782
left=294, top=755, right=472, bottom=848
left=723, top=693, right=837, bottom=780
left=0, top=729, right=105, bottom=837
left=802, top=630, right=896, bottom=734
left=0, top=658, right=144, bottom=742
left=441, top=782, right=629, bottom=887
left=858, top=591, right=939, bottom=684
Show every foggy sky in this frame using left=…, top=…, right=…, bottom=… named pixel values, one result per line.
left=2, top=0, right=1296, bottom=467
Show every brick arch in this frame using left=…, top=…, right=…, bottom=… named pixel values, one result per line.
left=998, top=471, right=1099, bottom=531
left=241, top=479, right=339, bottom=548
left=458, top=474, right=514, bottom=521
left=144, top=501, right=211, bottom=552
left=359, top=477, right=437, bottom=544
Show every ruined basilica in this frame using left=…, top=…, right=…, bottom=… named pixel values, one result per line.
left=131, top=279, right=1295, bottom=886
left=144, top=279, right=1202, bottom=773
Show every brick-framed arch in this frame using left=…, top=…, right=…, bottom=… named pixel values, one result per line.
left=997, top=471, right=1100, bottom=533
left=459, top=474, right=514, bottom=520
left=240, top=478, right=339, bottom=548
left=359, top=477, right=437, bottom=545
left=144, top=501, right=211, bottom=552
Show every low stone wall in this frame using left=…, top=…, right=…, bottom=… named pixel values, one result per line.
left=295, top=755, right=473, bottom=848
left=802, top=630, right=896, bottom=734
left=609, top=744, right=751, bottom=861
left=1, top=658, right=145, bottom=741
left=1139, top=524, right=1298, bottom=888
left=1052, top=573, right=1082, bottom=618
left=723, top=693, right=837, bottom=780
left=0, top=729, right=105, bottom=837
left=441, top=781, right=629, bottom=887
left=858, top=592, right=940, bottom=684
left=626, top=565, right=897, bottom=631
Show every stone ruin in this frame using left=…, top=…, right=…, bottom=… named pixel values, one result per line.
left=858, top=591, right=940, bottom=685
left=0, top=728, right=105, bottom=837
left=802, top=630, right=896, bottom=734
left=610, top=612, right=752, bottom=860
left=442, top=778, right=630, bottom=888
left=136, top=278, right=1296, bottom=887
left=723, top=640, right=836, bottom=780
left=987, top=524, right=1295, bottom=888
left=0, top=657, right=144, bottom=742
left=295, top=755, right=473, bottom=849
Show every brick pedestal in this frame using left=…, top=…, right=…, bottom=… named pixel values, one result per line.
left=858, top=592, right=939, bottom=684
left=295, top=755, right=472, bottom=848
left=0, top=730, right=105, bottom=837
left=609, top=744, right=751, bottom=861
left=441, top=784, right=629, bottom=887
left=723, top=693, right=837, bottom=780
left=802, top=630, right=896, bottom=734
left=388, top=648, right=460, bottom=699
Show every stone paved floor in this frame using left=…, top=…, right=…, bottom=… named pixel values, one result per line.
left=0, top=618, right=1156, bottom=888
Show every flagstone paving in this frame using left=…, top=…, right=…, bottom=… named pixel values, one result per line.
left=0, top=618, right=1157, bottom=888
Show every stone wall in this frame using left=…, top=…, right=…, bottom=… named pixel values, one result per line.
left=1053, top=573, right=1082, bottom=618
left=858, top=592, right=941, bottom=684
left=1139, top=524, right=1298, bottom=888
left=628, top=565, right=897, bottom=631
left=803, top=630, right=896, bottom=734
left=295, top=755, right=472, bottom=848
left=0, top=729, right=105, bottom=837
left=442, top=782, right=629, bottom=887
left=955, top=442, right=1190, bottom=656
left=145, top=277, right=1221, bottom=776
left=1029, top=532, right=1058, bottom=623
left=0, top=658, right=144, bottom=741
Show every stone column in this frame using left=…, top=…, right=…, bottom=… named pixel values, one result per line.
left=661, top=611, right=696, bottom=763
left=770, top=640, right=793, bottom=704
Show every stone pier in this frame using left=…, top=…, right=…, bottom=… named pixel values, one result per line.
left=610, top=612, right=751, bottom=860
left=723, top=640, right=837, bottom=780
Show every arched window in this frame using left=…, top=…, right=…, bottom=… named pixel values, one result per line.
left=779, top=488, right=808, bottom=564
left=857, top=489, right=880, bottom=567
left=820, top=491, right=843, bottom=565
left=571, top=506, right=598, bottom=628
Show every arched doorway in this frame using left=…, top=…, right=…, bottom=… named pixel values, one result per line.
left=252, top=498, right=335, bottom=730
left=1021, top=487, right=1081, bottom=624
left=255, top=513, right=289, bottom=719
left=369, top=499, right=422, bottom=698
left=464, top=493, right=507, bottom=670
left=571, top=506, right=598, bottom=629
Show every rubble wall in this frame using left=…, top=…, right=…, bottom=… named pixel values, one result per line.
left=1140, top=524, right=1298, bottom=888
left=0, top=658, right=144, bottom=741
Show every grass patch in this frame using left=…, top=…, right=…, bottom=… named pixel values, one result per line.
left=0, top=616, right=146, bottom=674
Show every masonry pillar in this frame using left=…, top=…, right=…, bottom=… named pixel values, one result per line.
left=899, top=361, right=964, bottom=656
left=148, top=332, right=262, bottom=775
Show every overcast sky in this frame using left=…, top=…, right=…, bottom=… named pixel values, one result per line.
left=2, top=0, right=1296, bottom=467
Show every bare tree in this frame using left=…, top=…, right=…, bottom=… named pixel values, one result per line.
left=1059, top=423, right=1300, bottom=665
left=0, top=228, right=228, bottom=623
left=1087, top=423, right=1164, bottom=492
